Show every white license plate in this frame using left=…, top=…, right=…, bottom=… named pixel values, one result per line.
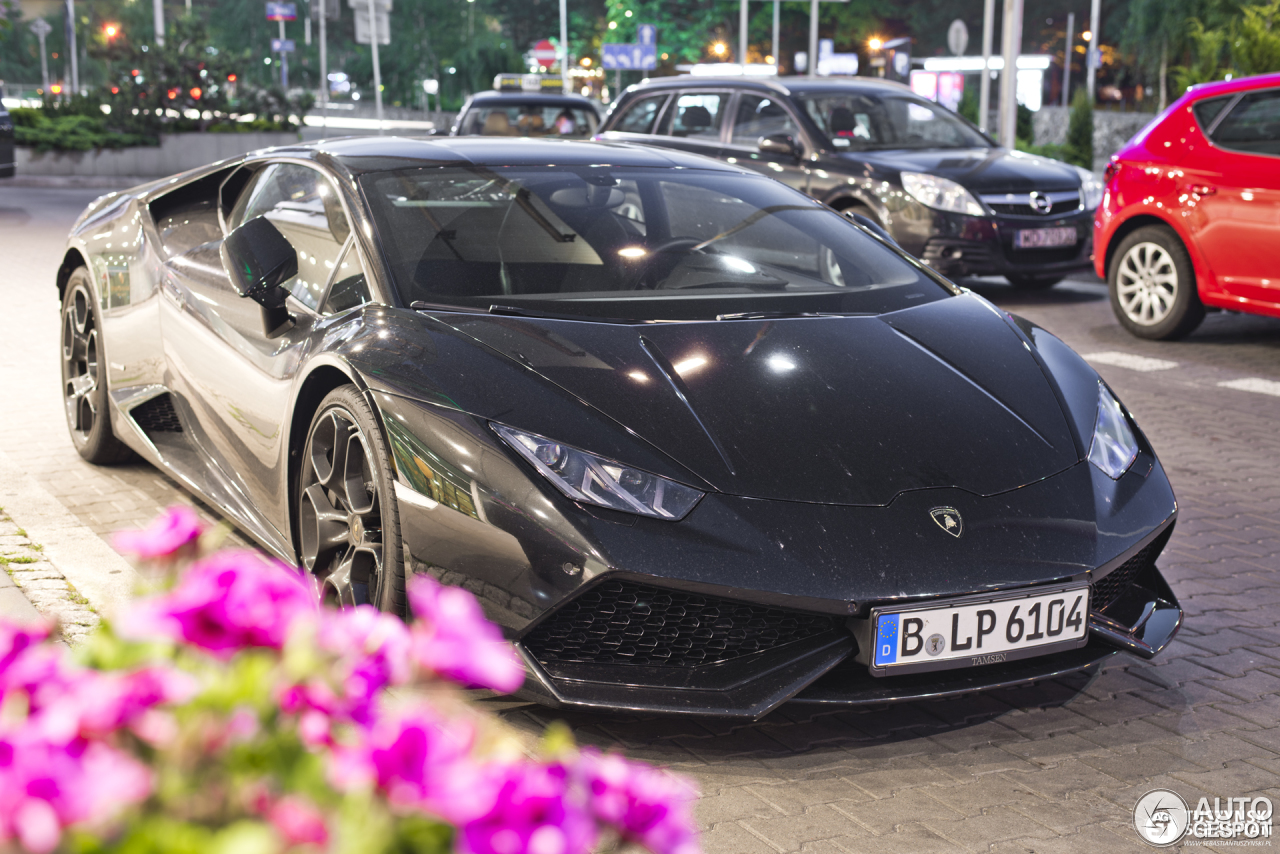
left=1014, top=226, right=1078, bottom=249
left=869, top=583, right=1090, bottom=676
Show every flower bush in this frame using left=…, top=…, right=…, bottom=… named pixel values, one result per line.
left=0, top=508, right=700, bottom=854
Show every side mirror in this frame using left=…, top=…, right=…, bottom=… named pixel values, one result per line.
left=220, top=216, right=297, bottom=337
left=758, top=133, right=800, bottom=159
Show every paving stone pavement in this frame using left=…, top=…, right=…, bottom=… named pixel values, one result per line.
left=0, top=508, right=99, bottom=644
left=3, top=184, right=1279, bottom=852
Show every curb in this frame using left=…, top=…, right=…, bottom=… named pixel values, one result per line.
left=0, top=447, right=140, bottom=621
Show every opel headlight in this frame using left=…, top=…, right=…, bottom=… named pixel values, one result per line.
left=1088, top=383, right=1139, bottom=479
left=493, top=425, right=704, bottom=520
left=900, top=172, right=986, bottom=216
left=1075, top=166, right=1104, bottom=210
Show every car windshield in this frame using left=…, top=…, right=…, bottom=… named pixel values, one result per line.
left=362, top=165, right=951, bottom=321
left=800, top=92, right=989, bottom=151
left=461, top=104, right=598, bottom=138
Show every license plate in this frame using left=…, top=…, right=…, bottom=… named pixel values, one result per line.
left=868, top=583, right=1089, bottom=676
left=1014, top=226, right=1078, bottom=249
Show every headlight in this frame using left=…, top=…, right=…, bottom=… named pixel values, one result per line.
left=493, top=425, right=704, bottom=520
left=1088, top=383, right=1139, bottom=479
left=900, top=172, right=985, bottom=216
left=1075, top=166, right=1104, bottom=210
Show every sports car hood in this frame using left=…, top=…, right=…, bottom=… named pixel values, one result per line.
left=846, top=147, right=1082, bottom=194
left=437, top=293, right=1082, bottom=506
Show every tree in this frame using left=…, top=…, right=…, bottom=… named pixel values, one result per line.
left=1065, top=87, right=1092, bottom=169
left=1232, top=0, right=1280, bottom=74
left=1171, top=18, right=1230, bottom=94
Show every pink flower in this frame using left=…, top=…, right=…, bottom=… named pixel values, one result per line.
left=0, top=736, right=151, bottom=852
left=0, top=618, right=52, bottom=675
left=575, top=749, right=700, bottom=854
left=279, top=606, right=413, bottom=742
left=122, top=550, right=317, bottom=658
left=113, top=505, right=205, bottom=561
left=407, top=576, right=525, bottom=694
left=75, top=667, right=199, bottom=739
left=459, top=762, right=597, bottom=854
left=330, top=711, right=482, bottom=822
left=265, top=795, right=329, bottom=847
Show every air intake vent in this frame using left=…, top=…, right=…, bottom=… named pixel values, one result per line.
left=523, top=579, right=838, bottom=668
left=131, top=393, right=182, bottom=435
left=1092, top=541, right=1160, bottom=611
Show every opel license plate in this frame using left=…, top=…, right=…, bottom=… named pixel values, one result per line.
left=1014, top=226, right=1078, bottom=249
left=868, top=583, right=1089, bottom=676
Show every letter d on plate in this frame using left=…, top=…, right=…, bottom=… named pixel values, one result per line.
left=874, top=614, right=899, bottom=666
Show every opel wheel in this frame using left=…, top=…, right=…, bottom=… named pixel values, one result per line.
left=1109, top=225, right=1204, bottom=340
left=60, top=268, right=132, bottom=464
left=297, top=386, right=405, bottom=614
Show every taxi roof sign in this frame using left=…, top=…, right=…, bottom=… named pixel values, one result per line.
left=494, top=74, right=565, bottom=93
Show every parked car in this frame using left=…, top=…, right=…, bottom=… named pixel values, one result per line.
left=597, top=76, right=1103, bottom=289
left=452, top=77, right=601, bottom=138
left=59, top=137, right=1180, bottom=718
left=1095, top=72, right=1280, bottom=339
left=0, top=102, right=14, bottom=178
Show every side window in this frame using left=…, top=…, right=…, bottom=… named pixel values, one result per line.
left=668, top=93, right=725, bottom=140
left=322, top=240, right=372, bottom=314
left=238, top=163, right=352, bottom=310
left=730, top=95, right=798, bottom=147
left=1192, top=95, right=1234, bottom=134
left=612, top=94, right=669, bottom=134
left=1208, top=89, right=1280, bottom=156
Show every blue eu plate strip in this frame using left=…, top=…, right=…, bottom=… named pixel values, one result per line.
left=874, top=614, right=899, bottom=666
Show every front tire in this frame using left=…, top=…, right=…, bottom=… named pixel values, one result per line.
left=1006, top=274, right=1065, bottom=290
left=1108, top=225, right=1204, bottom=340
left=60, top=268, right=132, bottom=464
left=296, top=386, right=405, bottom=615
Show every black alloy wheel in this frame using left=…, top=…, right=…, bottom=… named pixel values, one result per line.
left=297, top=386, right=405, bottom=614
left=1006, top=274, right=1066, bottom=290
left=60, top=267, right=131, bottom=464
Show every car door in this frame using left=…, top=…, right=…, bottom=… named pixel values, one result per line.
left=161, top=161, right=359, bottom=545
left=1184, top=87, right=1280, bottom=307
left=722, top=90, right=810, bottom=194
left=654, top=90, right=731, bottom=160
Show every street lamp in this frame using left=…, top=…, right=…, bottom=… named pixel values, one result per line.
left=867, top=36, right=883, bottom=50
left=711, top=42, right=727, bottom=57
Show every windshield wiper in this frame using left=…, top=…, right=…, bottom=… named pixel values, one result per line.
left=714, top=310, right=875, bottom=321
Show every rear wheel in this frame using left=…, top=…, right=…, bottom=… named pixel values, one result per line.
left=60, top=268, right=132, bottom=464
left=1006, top=274, right=1065, bottom=290
left=297, top=386, right=405, bottom=615
left=1108, top=225, right=1204, bottom=340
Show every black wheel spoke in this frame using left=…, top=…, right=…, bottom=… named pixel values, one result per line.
left=299, top=402, right=388, bottom=609
left=62, top=285, right=100, bottom=439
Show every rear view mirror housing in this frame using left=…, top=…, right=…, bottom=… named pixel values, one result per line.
left=221, top=215, right=297, bottom=307
left=758, top=133, right=800, bottom=159
left=220, top=215, right=297, bottom=338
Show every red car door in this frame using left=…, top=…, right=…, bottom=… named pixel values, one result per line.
left=1185, top=87, right=1280, bottom=307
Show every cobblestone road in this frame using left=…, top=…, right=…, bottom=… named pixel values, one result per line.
left=2, top=183, right=1279, bottom=852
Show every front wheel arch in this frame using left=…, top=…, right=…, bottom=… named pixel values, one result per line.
left=286, top=363, right=373, bottom=562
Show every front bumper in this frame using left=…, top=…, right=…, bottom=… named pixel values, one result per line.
left=377, top=391, right=1181, bottom=720
left=509, top=532, right=1181, bottom=719
left=897, top=207, right=1095, bottom=279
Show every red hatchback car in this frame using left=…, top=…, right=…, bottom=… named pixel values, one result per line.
left=1095, top=72, right=1280, bottom=339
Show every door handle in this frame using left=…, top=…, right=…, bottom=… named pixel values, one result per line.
left=1189, top=184, right=1216, bottom=196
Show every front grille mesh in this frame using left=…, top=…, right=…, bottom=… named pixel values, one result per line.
left=988, top=196, right=1081, bottom=216
left=524, top=579, right=837, bottom=667
left=1092, top=541, right=1160, bottom=610
left=131, top=393, right=182, bottom=434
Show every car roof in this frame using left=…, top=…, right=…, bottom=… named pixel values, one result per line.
left=624, top=74, right=914, bottom=98
left=1184, top=71, right=1280, bottom=100
left=306, top=136, right=752, bottom=173
left=467, top=90, right=600, bottom=108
